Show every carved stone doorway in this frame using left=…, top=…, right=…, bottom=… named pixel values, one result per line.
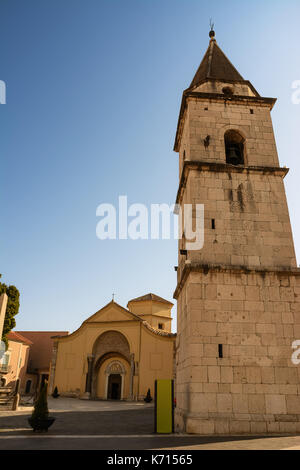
left=107, top=374, right=122, bottom=400
left=104, top=360, right=125, bottom=400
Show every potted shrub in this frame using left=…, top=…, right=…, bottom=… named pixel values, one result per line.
left=28, top=383, right=55, bottom=432
left=144, top=388, right=152, bottom=403
left=52, top=386, right=60, bottom=399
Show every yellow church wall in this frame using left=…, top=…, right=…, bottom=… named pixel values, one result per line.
left=128, top=300, right=173, bottom=332
left=53, top=328, right=88, bottom=396
left=151, top=316, right=172, bottom=332
left=128, top=301, right=152, bottom=316
left=138, top=327, right=174, bottom=399
left=128, top=300, right=172, bottom=318
left=150, top=303, right=172, bottom=317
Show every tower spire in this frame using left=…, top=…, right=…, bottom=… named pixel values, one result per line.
left=187, top=28, right=245, bottom=91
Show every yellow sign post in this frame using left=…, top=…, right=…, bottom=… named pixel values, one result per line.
left=154, top=379, right=174, bottom=433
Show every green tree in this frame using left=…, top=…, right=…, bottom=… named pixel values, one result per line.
left=0, top=281, right=20, bottom=350
left=31, top=383, right=49, bottom=422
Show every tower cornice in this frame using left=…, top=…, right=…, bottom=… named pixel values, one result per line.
left=173, top=262, right=300, bottom=299
left=175, top=161, right=289, bottom=206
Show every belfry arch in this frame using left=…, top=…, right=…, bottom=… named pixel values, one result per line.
left=224, top=129, right=246, bottom=166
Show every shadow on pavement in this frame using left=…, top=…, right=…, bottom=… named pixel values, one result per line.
left=0, top=407, right=154, bottom=435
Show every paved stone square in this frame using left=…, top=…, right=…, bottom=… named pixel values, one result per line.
left=0, top=398, right=300, bottom=449
left=0, top=397, right=155, bottom=436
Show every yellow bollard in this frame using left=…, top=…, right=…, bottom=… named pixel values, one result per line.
left=154, top=379, right=174, bottom=433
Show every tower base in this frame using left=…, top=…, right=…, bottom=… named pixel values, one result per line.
left=174, top=266, right=300, bottom=436
left=175, top=410, right=300, bottom=435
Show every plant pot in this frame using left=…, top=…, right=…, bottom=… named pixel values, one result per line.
left=28, top=416, right=55, bottom=432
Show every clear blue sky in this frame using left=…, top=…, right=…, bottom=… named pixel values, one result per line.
left=0, top=0, right=299, bottom=333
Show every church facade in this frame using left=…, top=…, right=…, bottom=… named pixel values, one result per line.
left=49, top=294, right=175, bottom=401
left=174, top=30, right=300, bottom=434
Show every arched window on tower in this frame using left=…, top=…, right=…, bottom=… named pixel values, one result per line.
left=224, top=130, right=245, bottom=166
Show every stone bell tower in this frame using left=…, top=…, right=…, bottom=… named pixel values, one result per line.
left=174, top=29, right=300, bottom=434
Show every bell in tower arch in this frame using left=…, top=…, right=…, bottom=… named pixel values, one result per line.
left=224, top=130, right=245, bottom=166
left=227, top=145, right=242, bottom=165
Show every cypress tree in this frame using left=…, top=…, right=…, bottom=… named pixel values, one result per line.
left=31, top=383, right=49, bottom=422
left=0, top=281, right=20, bottom=350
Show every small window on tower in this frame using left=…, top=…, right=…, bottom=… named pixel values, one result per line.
left=183, top=150, right=186, bottom=160
left=158, top=323, right=164, bottom=330
left=224, top=130, right=245, bottom=166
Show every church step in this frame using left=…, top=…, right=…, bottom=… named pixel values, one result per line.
left=0, top=402, right=13, bottom=410
left=0, top=399, right=14, bottom=404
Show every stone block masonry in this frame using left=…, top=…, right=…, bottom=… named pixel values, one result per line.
left=175, top=267, right=300, bottom=434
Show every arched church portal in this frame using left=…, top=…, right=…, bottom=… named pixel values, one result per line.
left=89, top=331, right=134, bottom=400
left=105, top=361, right=126, bottom=400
